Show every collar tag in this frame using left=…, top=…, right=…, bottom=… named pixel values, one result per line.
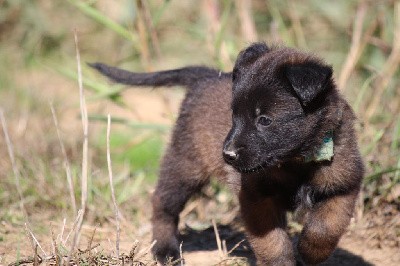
left=305, top=131, right=334, bottom=162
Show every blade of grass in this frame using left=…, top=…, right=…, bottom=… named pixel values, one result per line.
left=135, top=0, right=151, bottom=70
left=268, top=2, right=294, bottom=46
left=152, top=0, right=172, bottom=27
left=288, top=1, right=307, bottom=48
left=338, top=2, right=368, bottom=91
left=364, top=167, right=400, bottom=184
left=235, top=0, right=258, bottom=42
left=25, top=223, right=47, bottom=257
left=361, top=129, right=384, bottom=155
left=353, top=73, right=376, bottom=113
left=89, top=114, right=170, bottom=132
left=67, top=0, right=140, bottom=50
left=214, top=0, right=234, bottom=69
left=139, top=0, right=161, bottom=58
left=391, top=116, right=400, bottom=151
left=49, top=63, right=125, bottom=104
left=366, top=2, right=400, bottom=119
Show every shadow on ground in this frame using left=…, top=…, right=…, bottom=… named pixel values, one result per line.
left=180, top=224, right=373, bottom=266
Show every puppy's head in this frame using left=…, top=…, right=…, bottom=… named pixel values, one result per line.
left=223, top=43, right=338, bottom=173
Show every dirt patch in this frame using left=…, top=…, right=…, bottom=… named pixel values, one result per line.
left=2, top=202, right=399, bottom=266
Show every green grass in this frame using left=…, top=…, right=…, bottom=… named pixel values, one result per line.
left=0, top=0, right=398, bottom=217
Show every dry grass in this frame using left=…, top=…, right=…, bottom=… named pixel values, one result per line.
left=107, top=114, right=121, bottom=259
left=0, top=0, right=399, bottom=265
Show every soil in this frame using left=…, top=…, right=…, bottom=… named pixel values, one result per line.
left=1, top=201, right=399, bottom=266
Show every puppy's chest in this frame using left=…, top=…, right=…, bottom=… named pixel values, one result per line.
left=244, top=167, right=307, bottom=201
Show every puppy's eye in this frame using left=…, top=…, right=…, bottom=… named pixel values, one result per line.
left=257, top=115, right=272, bottom=126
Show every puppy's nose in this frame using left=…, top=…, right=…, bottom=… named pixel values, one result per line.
left=223, top=149, right=238, bottom=162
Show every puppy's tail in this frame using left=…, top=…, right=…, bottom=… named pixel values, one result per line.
left=88, top=63, right=225, bottom=88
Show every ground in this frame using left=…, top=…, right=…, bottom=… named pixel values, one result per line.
left=1, top=198, right=399, bottom=265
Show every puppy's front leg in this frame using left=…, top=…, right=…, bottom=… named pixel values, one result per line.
left=298, top=190, right=358, bottom=264
left=240, top=191, right=295, bottom=266
left=151, top=148, right=210, bottom=264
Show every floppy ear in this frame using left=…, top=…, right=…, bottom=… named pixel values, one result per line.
left=285, top=62, right=333, bottom=106
left=233, top=43, right=269, bottom=82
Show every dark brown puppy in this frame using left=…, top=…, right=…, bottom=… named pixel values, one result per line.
left=90, top=43, right=364, bottom=265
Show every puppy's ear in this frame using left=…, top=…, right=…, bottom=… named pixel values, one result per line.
left=285, top=62, right=333, bottom=106
left=236, top=43, right=269, bottom=65
left=233, top=43, right=269, bottom=82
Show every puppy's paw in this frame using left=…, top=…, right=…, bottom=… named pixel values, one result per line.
left=152, top=238, right=180, bottom=265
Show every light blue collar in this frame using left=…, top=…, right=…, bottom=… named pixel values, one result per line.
left=304, top=131, right=334, bottom=162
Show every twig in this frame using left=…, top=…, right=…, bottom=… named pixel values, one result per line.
left=107, top=114, right=121, bottom=259
left=135, top=240, right=157, bottom=261
left=78, top=243, right=100, bottom=254
left=50, top=223, right=61, bottom=265
left=179, top=242, right=184, bottom=266
left=33, top=244, right=39, bottom=266
left=8, top=256, right=42, bottom=266
left=25, top=223, right=47, bottom=257
left=67, top=209, right=84, bottom=263
left=59, top=218, right=67, bottom=243
left=50, top=103, right=77, bottom=217
left=212, top=219, right=224, bottom=259
left=87, top=224, right=98, bottom=256
left=222, top=240, right=228, bottom=256
left=64, top=209, right=83, bottom=245
left=227, top=239, right=245, bottom=255
left=23, top=227, right=40, bottom=261
left=338, top=2, right=368, bottom=90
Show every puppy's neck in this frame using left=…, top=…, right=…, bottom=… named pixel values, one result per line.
left=294, top=104, right=344, bottom=164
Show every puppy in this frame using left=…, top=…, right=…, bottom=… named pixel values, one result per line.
left=90, top=43, right=364, bottom=265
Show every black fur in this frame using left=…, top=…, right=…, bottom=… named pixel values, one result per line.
left=88, top=62, right=226, bottom=87
left=91, top=43, right=364, bottom=265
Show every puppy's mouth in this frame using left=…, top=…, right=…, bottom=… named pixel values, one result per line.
left=233, top=156, right=279, bottom=173
left=236, top=163, right=267, bottom=173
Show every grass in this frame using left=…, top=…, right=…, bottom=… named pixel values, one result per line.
left=0, top=0, right=399, bottom=264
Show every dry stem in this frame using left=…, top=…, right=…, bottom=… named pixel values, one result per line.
left=235, top=0, right=257, bottom=42
left=0, top=109, right=39, bottom=255
left=212, top=219, right=224, bottom=259
left=25, top=223, right=47, bottom=257
left=50, top=103, right=77, bottom=217
left=139, top=0, right=161, bottom=58
left=107, top=114, right=121, bottom=258
left=366, top=2, right=400, bottom=119
left=338, top=2, right=368, bottom=90
left=0, top=109, right=29, bottom=221
left=68, top=28, right=89, bottom=263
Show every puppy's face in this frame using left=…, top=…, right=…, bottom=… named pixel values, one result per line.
left=223, top=43, right=334, bottom=173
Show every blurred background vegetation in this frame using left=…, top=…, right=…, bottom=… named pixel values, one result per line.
left=0, top=0, right=399, bottom=262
